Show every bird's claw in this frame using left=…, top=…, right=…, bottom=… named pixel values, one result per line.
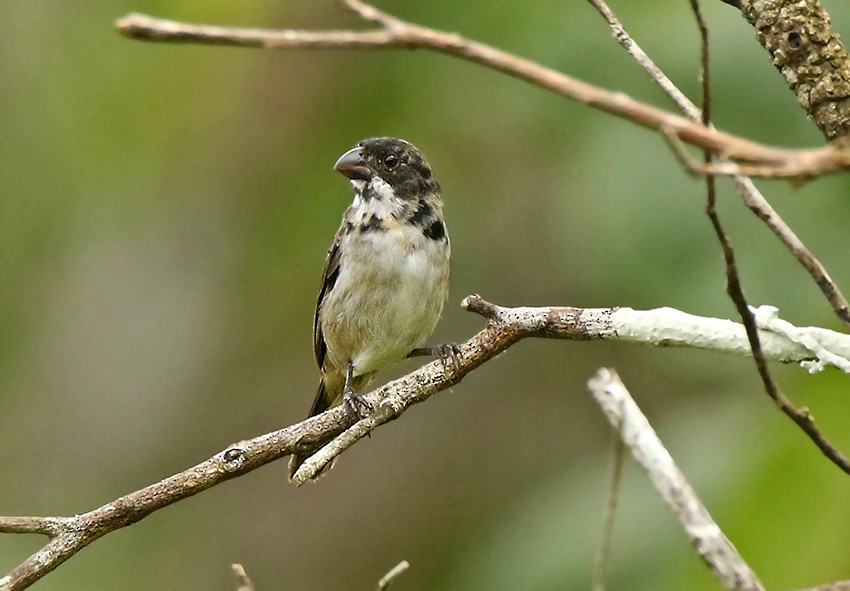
left=434, top=343, right=462, bottom=376
left=343, top=388, right=373, bottom=421
left=408, top=343, right=462, bottom=376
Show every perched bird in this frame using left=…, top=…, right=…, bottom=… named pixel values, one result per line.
left=289, top=137, right=451, bottom=479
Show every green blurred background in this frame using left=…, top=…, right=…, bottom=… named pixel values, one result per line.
left=2, top=1, right=850, bottom=589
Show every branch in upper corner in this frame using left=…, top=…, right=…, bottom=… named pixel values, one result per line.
left=738, top=0, right=850, bottom=142
left=113, top=4, right=850, bottom=178
left=587, top=368, right=766, bottom=591
left=587, top=0, right=850, bottom=330
left=2, top=297, right=849, bottom=589
left=586, top=0, right=700, bottom=120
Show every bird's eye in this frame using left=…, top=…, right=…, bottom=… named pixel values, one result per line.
left=384, top=154, right=399, bottom=169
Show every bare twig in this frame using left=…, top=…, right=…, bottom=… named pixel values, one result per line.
left=591, top=435, right=625, bottom=591
left=113, top=2, right=850, bottom=178
left=376, top=560, right=410, bottom=590
left=733, top=174, right=850, bottom=330
left=587, top=368, right=766, bottom=591
left=586, top=0, right=701, bottom=121
left=696, top=0, right=850, bottom=476
left=2, top=297, right=848, bottom=589
left=706, top=203, right=850, bottom=479
left=587, top=0, right=850, bottom=330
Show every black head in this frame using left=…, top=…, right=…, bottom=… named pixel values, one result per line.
left=334, top=137, right=440, bottom=200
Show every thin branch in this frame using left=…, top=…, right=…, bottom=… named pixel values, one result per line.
left=591, top=435, right=625, bottom=591
left=586, top=0, right=701, bottom=121
left=3, top=297, right=849, bottom=589
left=733, top=175, right=850, bottom=330
left=698, top=0, right=850, bottom=477
left=0, top=517, right=66, bottom=537
left=587, top=368, right=765, bottom=591
left=707, top=199, right=850, bottom=479
left=113, top=2, right=850, bottom=178
left=587, top=0, right=850, bottom=330
left=376, top=560, right=410, bottom=591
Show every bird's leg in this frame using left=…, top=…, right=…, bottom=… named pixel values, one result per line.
left=342, top=361, right=373, bottom=420
left=407, top=343, right=462, bottom=376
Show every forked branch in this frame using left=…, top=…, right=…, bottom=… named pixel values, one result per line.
left=586, top=0, right=850, bottom=330
left=2, top=296, right=849, bottom=590
left=3, top=3, right=847, bottom=590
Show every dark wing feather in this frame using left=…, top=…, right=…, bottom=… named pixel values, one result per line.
left=312, top=217, right=348, bottom=369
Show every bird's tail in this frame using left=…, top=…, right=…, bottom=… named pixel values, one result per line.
left=288, top=376, right=338, bottom=481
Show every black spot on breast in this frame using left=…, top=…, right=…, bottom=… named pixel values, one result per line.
left=409, top=199, right=433, bottom=225
left=423, top=219, right=445, bottom=241
left=360, top=214, right=386, bottom=233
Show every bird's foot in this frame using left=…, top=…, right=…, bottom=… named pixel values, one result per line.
left=408, top=343, right=462, bottom=376
left=343, top=388, right=373, bottom=421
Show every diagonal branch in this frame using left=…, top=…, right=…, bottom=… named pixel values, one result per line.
left=697, top=0, right=850, bottom=480
left=3, top=296, right=849, bottom=590
left=587, top=0, right=850, bottom=479
left=587, top=368, right=765, bottom=591
left=113, top=1, right=850, bottom=178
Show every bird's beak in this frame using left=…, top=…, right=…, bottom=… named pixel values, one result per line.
left=334, top=147, right=372, bottom=181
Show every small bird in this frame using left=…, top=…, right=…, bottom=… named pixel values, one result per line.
left=289, top=137, right=451, bottom=479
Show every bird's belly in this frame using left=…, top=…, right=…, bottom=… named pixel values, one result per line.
left=321, top=228, right=450, bottom=376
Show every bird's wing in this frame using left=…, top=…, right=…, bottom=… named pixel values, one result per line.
left=313, top=216, right=347, bottom=370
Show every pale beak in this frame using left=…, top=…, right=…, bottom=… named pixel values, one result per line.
left=333, top=147, right=372, bottom=181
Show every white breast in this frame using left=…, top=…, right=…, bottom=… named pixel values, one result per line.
left=320, top=213, right=450, bottom=377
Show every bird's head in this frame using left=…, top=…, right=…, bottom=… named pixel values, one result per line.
left=334, top=137, right=440, bottom=201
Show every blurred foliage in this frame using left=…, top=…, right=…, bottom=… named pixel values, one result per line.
left=1, top=1, right=850, bottom=590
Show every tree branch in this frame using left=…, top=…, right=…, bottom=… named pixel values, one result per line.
left=587, top=368, right=765, bottom=591
left=588, top=0, right=850, bottom=330
left=739, top=0, right=850, bottom=142
left=698, top=0, right=850, bottom=481
left=113, top=1, right=850, bottom=178
left=2, top=297, right=849, bottom=589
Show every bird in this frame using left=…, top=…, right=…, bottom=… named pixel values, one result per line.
left=289, top=137, right=451, bottom=480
